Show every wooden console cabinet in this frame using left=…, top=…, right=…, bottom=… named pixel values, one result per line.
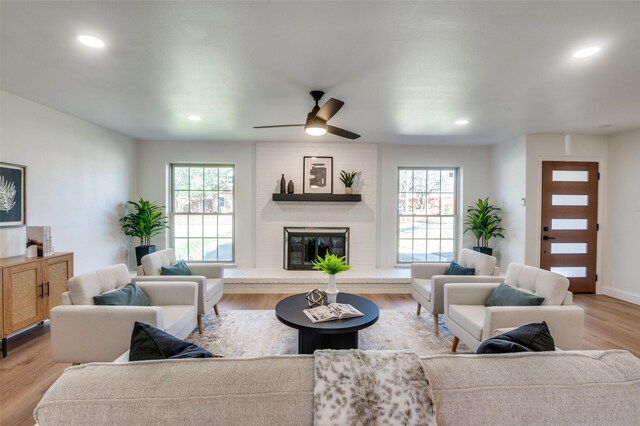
left=0, top=252, right=74, bottom=357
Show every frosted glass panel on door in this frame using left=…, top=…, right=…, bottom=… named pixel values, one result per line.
left=552, top=195, right=588, bottom=206
left=552, top=170, right=589, bottom=182
left=550, top=267, right=587, bottom=278
left=551, top=219, right=588, bottom=230
left=551, top=243, right=587, bottom=254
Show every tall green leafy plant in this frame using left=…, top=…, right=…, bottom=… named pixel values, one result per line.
left=120, top=197, right=168, bottom=247
left=312, top=252, right=351, bottom=275
left=463, top=197, right=505, bottom=248
left=339, top=170, right=361, bottom=188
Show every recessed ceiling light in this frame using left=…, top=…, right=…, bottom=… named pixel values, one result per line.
left=187, top=115, right=202, bottom=121
left=77, top=35, right=105, bottom=48
left=455, top=119, right=469, bottom=125
left=573, top=46, right=600, bottom=58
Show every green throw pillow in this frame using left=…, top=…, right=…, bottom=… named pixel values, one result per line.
left=445, top=261, right=475, bottom=275
left=160, top=260, right=192, bottom=276
left=93, top=282, right=150, bottom=306
left=485, top=283, right=545, bottom=307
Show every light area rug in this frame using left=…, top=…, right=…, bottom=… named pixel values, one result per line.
left=185, top=310, right=471, bottom=357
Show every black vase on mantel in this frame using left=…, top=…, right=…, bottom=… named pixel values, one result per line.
left=287, top=180, right=294, bottom=194
left=280, top=174, right=286, bottom=194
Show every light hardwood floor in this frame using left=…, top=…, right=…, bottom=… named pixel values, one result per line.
left=1, top=293, right=639, bottom=425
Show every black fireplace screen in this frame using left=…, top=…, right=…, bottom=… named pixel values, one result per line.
left=283, top=227, right=350, bottom=270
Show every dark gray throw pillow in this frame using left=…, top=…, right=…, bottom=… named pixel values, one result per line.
left=93, top=282, right=150, bottom=306
left=160, top=259, right=192, bottom=276
left=129, top=322, right=214, bottom=361
left=485, top=283, right=545, bottom=306
left=445, top=261, right=475, bottom=275
left=476, top=322, right=556, bottom=354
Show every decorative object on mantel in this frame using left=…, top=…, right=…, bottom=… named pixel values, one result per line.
left=120, top=197, right=169, bottom=266
left=339, top=170, right=361, bottom=195
left=303, top=156, right=333, bottom=194
left=0, top=162, right=26, bottom=227
left=312, top=252, right=350, bottom=303
left=27, top=226, right=54, bottom=257
left=463, top=197, right=505, bottom=256
left=287, top=180, right=294, bottom=194
left=305, top=289, right=326, bottom=307
left=280, top=174, right=286, bottom=194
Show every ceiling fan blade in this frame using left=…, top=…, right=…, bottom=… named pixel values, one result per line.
left=315, top=98, right=344, bottom=122
left=327, top=125, right=361, bottom=140
left=253, top=124, right=304, bottom=129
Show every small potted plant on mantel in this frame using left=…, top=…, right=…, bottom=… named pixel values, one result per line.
left=312, top=252, right=350, bottom=303
left=120, top=197, right=169, bottom=266
left=339, top=170, right=361, bottom=195
left=463, top=197, right=505, bottom=256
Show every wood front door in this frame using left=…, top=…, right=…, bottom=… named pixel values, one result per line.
left=540, top=161, right=598, bottom=293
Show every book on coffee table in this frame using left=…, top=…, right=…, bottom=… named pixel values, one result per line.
left=303, top=303, right=364, bottom=323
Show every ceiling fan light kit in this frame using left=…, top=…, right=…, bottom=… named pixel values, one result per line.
left=254, top=90, right=360, bottom=140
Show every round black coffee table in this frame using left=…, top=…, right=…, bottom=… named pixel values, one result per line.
left=275, top=292, right=379, bottom=354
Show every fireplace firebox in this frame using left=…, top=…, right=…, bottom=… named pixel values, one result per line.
left=283, top=227, right=350, bottom=270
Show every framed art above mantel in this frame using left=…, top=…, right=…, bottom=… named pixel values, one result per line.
left=0, top=162, right=26, bottom=227
left=303, top=156, right=333, bottom=194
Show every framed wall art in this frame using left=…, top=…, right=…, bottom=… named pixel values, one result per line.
left=303, top=156, right=333, bottom=194
left=0, top=162, right=26, bottom=227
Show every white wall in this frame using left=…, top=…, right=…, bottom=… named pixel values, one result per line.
left=255, top=142, right=377, bottom=268
left=603, top=128, right=640, bottom=304
left=491, top=136, right=527, bottom=267
left=136, top=140, right=255, bottom=268
left=0, top=91, right=136, bottom=274
left=377, top=144, right=494, bottom=268
left=524, top=134, right=608, bottom=290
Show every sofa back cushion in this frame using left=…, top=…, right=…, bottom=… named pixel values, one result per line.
left=504, top=263, right=570, bottom=306
left=67, top=264, right=131, bottom=305
left=141, top=248, right=177, bottom=276
left=459, top=248, right=497, bottom=276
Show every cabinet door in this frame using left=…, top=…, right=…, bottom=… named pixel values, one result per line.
left=44, top=254, right=74, bottom=314
left=3, top=262, right=44, bottom=334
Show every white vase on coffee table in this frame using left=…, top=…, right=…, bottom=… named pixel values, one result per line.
left=326, top=274, right=339, bottom=304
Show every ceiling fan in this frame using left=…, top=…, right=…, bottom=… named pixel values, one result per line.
left=253, top=90, right=360, bottom=140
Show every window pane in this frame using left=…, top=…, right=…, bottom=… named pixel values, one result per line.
left=217, top=238, right=233, bottom=261
left=427, top=217, right=441, bottom=239
left=204, top=191, right=218, bottom=213
left=174, top=215, right=188, bottom=238
left=427, top=170, right=441, bottom=192
left=551, top=219, right=588, bottom=230
left=189, top=191, right=203, bottom=213
left=413, top=170, right=426, bottom=192
left=414, top=216, right=427, bottom=239
left=204, top=168, right=219, bottom=190
left=190, top=168, right=204, bottom=190
left=219, top=191, right=233, bottom=214
left=441, top=217, right=454, bottom=239
left=441, top=194, right=455, bottom=215
left=550, top=266, right=587, bottom=278
left=552, top=194, right=588, bottom=206
left=203, top=215, right=218, bottom=237
left=174, top=191, right=189, bottom=213
left=551, top=243, right=588, bottom=254
left=399, top=170, right=413, bottom=192
left=398, top=193, right=412, bottom=215
left=399, top=216, right=413, bottom=239
left=219, top=168, right=233, bottom=191
left=552, top=170, right=589, bottom=182
left=441, top=170, right=455, bottom=192
left=427, top=194, right=440, bottom=215
left=218, top=215, right=233, bottom=238
left=189, top=215, right=203, bottom=238
left=174, top=167, right=190, bottom=190
left=188, top=238, right=203, bottom=261
left=441, top=240, right=454, bottom=261
left=203, top=239, right=218, bottom=261
left=398, top=239, right=413, bottom=262
left=175, top=238, right=189, bottom=260
left=413, top=240, right=427, bottom=261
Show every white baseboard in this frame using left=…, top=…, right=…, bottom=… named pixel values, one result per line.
left=225, top=282, right=411, bottom=294
left=602, top=286, right=640, bottom=306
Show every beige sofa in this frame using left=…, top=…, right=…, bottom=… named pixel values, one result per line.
left=35, top=350, right=640, bottom=425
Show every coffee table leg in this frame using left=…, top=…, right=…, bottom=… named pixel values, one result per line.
left=298, top=330, right=359, bottom=354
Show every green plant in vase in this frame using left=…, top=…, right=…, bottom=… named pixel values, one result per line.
left=120, top=197, right=169, bottom=266
left=463, top=197, right=505, bottom=256
left=312, top=252, right=350, bottom=303
left=339, top=170, right=361, bottom=195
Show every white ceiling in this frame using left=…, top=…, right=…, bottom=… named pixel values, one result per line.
left=1, top=1, right=639, bottom=145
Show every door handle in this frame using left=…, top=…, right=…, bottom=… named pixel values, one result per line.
left=45, top=281, right=50, bottom=296
left=543, top=236, right=556, bottom=241
left=39, top=283, right=45, bottom=299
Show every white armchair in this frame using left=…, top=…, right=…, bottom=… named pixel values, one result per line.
left=50, top=264, right=198, bottom=364
left=411, top=248, right=502, bottom=334
left=135, top=248, right=224, bottom=334
left=444, top=263, right=585, bottom=352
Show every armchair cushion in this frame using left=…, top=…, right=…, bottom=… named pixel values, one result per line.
left=141, top=248, right=177, bottom=276
left=485, top=283, right=545, bottom=307
left=67, top=264, right=131, bottom=305
left=412, top=278, right=432, bottom=302
left=161, top=260, right=192, bottom=276
left=448, top=305, right=485, bottom=340
left=446, top=261, right=475, bottom=276
left=476, top=322, right=556, bottom=354
left=93, top=282, right=150, bottom=306
left=504, top=264, right=569, bottom=306
left=458, top=248, right=497, bottom=276
left=129, top=322, right=213, bottom=361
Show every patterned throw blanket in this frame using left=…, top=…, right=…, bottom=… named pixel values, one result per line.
left=314, top=350, right=437, bottom=426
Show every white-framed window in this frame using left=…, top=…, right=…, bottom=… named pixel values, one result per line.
left=397, top=167, right=458, bottom=263
left=170, top=164, right=234, bottom=262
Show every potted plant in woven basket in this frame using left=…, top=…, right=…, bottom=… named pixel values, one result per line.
left=339, top=170, right=361, bottom=195
left=120, top=197, right=169, bottom=266
left=312, top=252, right=350, bottom=303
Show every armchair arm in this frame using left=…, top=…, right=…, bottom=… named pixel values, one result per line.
left=50, top=305, right=163, bottom=363
left=431, top=275, right=503, bottom=314
left=411, top=263, right=449, bottom=279
left=483, top=305, right=585, bottom=350
left=137, top=281, right=198, bottom=306
left=444, top=282, right=501, bottom=314
left=186, top=263, right=224, bottom=279
left=135, top=275, right=207, bottom=314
